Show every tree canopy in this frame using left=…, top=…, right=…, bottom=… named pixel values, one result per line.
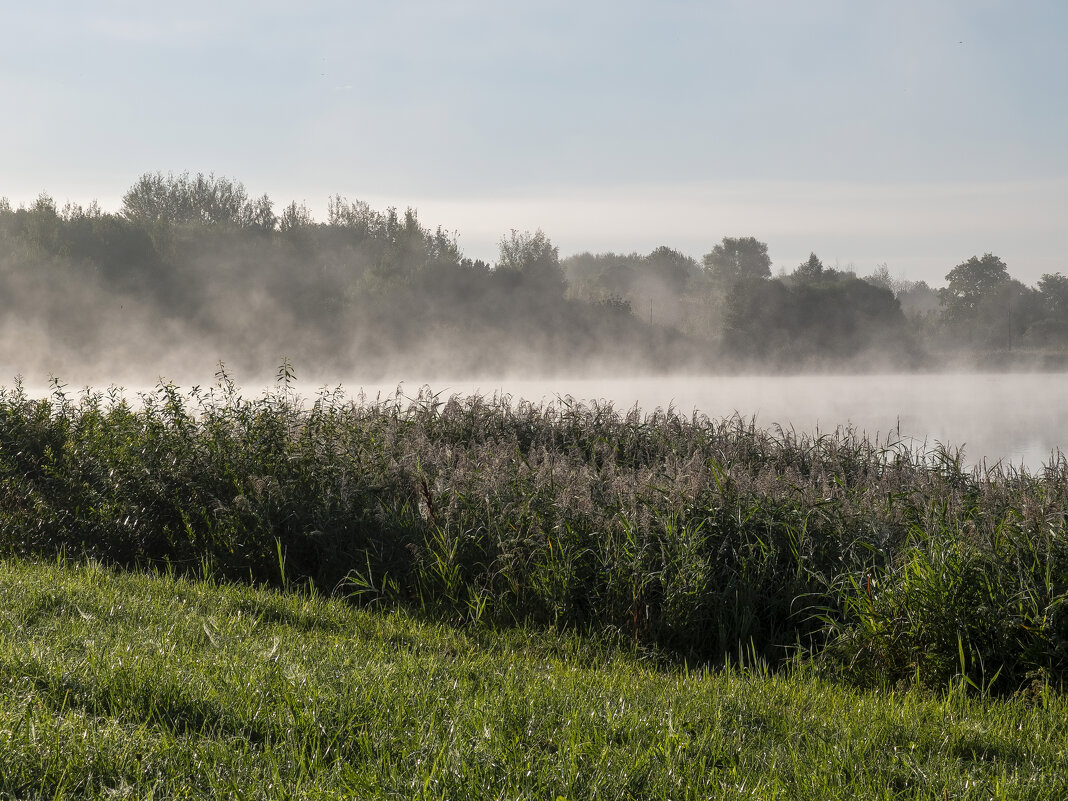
left=702, top=236, right=771, bottom=283
left=5, top=171, right=1067, bottom=377
left=940, top=253, right=1011, bottom=324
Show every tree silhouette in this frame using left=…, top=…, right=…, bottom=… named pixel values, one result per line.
left=702, top=236, right=771, bottom=283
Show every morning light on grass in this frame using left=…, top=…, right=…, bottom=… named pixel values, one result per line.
left=4, top=1, right=1068, bottom=797
left=1, top=557, right=1065, bottom=799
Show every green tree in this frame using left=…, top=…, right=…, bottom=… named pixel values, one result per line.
left=793, top=276, right=907, bottom=357
left=560, top=251, right=645, bottom=301
left=645, top=246, right=696, bottom=295
left=863, top=263, right=893, bottom=293
left=1037, top=273, right=1068, bottom=318
left=794, top=252, right=824, bottom=281
left=896, top=280, right=941, bottom=317
left=279, top=201, right=314, bottom=232
left=122, top=171, right=267, bottom=229
left=702, top=236, right=771, bottom=283
left=242, top=194, right=277, bottom=232
left=722, top=278, right=795, bottom=359
left=498, top=229, right=566, bottom=298
left=939, top=253, right=1010, bottom=324
left=1027, top=272, right=1068, bottom=347
left=21, top=194, right=61, bottom=253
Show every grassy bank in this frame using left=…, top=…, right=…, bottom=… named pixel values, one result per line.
left=1, top=556, right=1065, bottom=799
left=1, top=373, right=1067, bottom=691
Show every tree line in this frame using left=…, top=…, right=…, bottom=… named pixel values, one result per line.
left=565, top=238, right=1068, bottom=367
left=0, top=171, right=1064, bottom=379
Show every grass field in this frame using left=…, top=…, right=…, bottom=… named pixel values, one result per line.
left=1, top=556, right=1065, bottom=800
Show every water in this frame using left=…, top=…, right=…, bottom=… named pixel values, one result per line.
left=348, top=373, right=1068, bottom=471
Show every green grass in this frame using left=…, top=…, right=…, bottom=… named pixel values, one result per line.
left=0, top=556, right=1065, bottom=800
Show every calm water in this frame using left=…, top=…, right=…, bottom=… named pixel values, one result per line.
left=349, top=373, right=1068, bottom=471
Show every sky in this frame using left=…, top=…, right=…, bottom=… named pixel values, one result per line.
left=2, top=0, right=1066, bottom=286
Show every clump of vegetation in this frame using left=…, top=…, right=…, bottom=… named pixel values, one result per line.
left=1, top=368, right=1066, bottom=692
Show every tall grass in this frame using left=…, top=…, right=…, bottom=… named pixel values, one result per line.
left=1, top=367, right=1066, bottom=691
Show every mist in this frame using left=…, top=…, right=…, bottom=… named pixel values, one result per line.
left=0, top=174, right=697, bottom=388
left=3, top=172, right=1067, bottom=467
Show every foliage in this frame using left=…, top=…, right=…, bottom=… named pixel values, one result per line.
left=722, top=271, right=912, bottom=365
left=722, top=277, right=796, bottom=358
left=497, top=228, right=567, bottom=298
left=561, top=246, right=701, bottom=335
left=703, top=236, right=772, bottom=283
left=794, top=252, right=825, bottom=281
left=644, top=245, right=697, bottom=294
left=1038, top=272, right=1068, bottom=317
left=940, top=253, right=1011, bottom=325
left=5, top=170, right=1068, bottom=376
left=1, top=180, right=696, bottom=378
left=1, top=374, right=1067, bottom=691
left=121, top=171, right=263, bottom=229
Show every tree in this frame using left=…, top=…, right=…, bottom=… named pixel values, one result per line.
left=792, top=276, right=907, bottom=357
left=794, top=252, right=824, bottom=281
left=497, top=229, right=566, bottom=298
left=187, top=172, right=248, bottom=226
left=722, top=278, right=795, bottom=359
left=863, top=263, right=893, bottom=293
left=122, top=171, right=269, bottom=229
left=21, top=193, right=61, bottom=252
left=643, top=246, right=696, bottom=295
left=279, top=201, right=314, bottom=232
left=1037, top=273, right=1068, bottom=319
left=327, top=195, right=381, bottom=239
left=702, top=236, right=771, bottom=283
left=242, top=194, right=277, bottom=232
left=559, top=251, right=645, bottom=302
left=121, top=172, right=171, bottom=224
left=1028, top=273, right=1068, bottom=347
left=939, top=253, right=1010, bottom=324
left=896, top=280, right=941, bottom=317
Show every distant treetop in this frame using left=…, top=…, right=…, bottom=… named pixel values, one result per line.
left=703, top=236, right=772, bottom=283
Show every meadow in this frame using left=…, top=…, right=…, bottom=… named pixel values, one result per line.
left=0, top=556, right=1064, bottom=799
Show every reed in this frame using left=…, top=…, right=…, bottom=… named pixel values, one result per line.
left=1, top=368, right=1065, bottom=690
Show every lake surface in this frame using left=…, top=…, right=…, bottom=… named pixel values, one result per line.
left=347, top=373, right=1068, bottom=471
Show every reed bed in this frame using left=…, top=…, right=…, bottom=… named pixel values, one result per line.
left=1, top=368, right=1066, bottom=692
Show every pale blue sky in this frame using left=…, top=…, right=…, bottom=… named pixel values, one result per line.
left=3, top=0, right=1065, bottom=284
